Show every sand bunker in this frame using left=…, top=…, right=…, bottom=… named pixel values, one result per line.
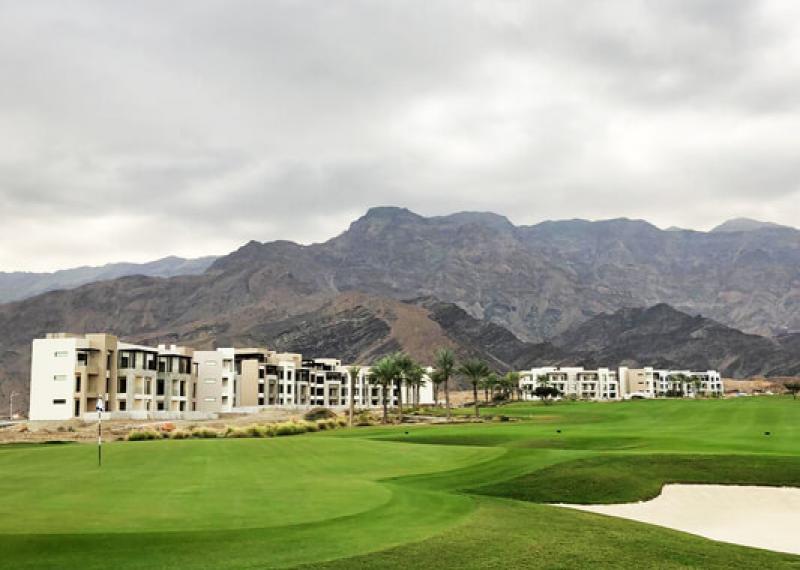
left=560, top=485, right=800, bottom=555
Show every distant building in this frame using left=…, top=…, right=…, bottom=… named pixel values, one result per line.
left=29, top=333, right=434, bottom=421
left=519, top=366, right=723, bottom=401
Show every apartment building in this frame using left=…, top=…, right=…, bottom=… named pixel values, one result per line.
left=520, top=366, right=723, bottom=401
left=520, top=367, right=622, bottom=401
left=30, top=333, right=435, bottom=420
left=29, top=334, right=197, bottom=420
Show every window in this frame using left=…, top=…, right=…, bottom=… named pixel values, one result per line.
left=156, top=379, right=165, bottom=396
left=75, top=375, right=81, bottom=392
left=145, top=379, right=152, bottom=395
left=53, top=374, right=67, bottom=382
left=53, top=399, right=66, bottom=405
left=54, top=351, right=68, bottom=358
left=74, top=399, right=80, bottom=417
left=118, top=376, right=127, bottom=393
left=119, top=352, right=131, bottom=369
left=157, top=402, right=165, bottom=411
left=77, top=352, right=88, bottom=365
left=118, top=400, right=127, bottom=411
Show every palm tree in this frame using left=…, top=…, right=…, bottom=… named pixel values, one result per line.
left=347, top=365, right=361, bottom=428
left=480, top=373, right=494, bottom=402
left=405, top=363, right=425, bottom=410
left=505, top=371, right=521, bottom=401
left=690, top=376, right=703, bottom=398
left=429, top=369, right=445, bottom=407
left=669, top=373, right=689, bottom=397
left=434, top=348, right=456, bottom=421
left=370, top=356, right=398, bottom=424
left=459, top=358, right=491, bottom=418
left=392, top=352, right=414, bottom=423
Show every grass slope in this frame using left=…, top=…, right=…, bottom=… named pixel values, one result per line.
left=1, top=397, right=800, bottom=569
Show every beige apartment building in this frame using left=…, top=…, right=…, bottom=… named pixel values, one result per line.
left=29, top=333, right=435, bottom=421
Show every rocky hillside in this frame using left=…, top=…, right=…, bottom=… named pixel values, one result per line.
left=0, top=255, right=217, bottom=303
left=5, top=207, right=800, bottom=410
left=208, top=207, right=800, bottom=340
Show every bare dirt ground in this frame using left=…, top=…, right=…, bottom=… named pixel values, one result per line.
left=0, top=408, right=306, bottom=444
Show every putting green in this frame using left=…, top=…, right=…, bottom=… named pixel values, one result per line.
left=1, top=397, right=799, bottom=569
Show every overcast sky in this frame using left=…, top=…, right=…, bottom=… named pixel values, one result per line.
left=1, top=0, right=799, bottom=271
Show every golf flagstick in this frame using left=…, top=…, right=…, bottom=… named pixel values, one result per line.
left=96, top=399, right=104, bottom=467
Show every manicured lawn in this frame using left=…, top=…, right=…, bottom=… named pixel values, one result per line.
left=1, top=397, right=799, bottom=569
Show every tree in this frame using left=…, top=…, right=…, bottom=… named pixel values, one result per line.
left=690, top=375, right=703, bottom=398
left=429, top=369, right=445, bottom=407
left=505, top=371, right=521, bottom=401
left=434, top=348, right=456, bottom=421
left=785, top=382, right=800, bottom=400
left=392, top=352, right=414, bottom=423
left=370, top=356, right=399, bottom=424
left=669, top=373, right=689, bottom=397
left=458, top=358, right=491, bottom=418
left=533, top=385, right=560, bottom=403
left=535, top=374, right=555, bottom=405
left=404, top=362, right=426, bottom=410
left=480, top=373, right=498, bottom=402
left=347, top=365, right=361, bottom=428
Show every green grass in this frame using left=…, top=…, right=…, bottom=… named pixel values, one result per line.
left=1, top=397, right=799, bottom=569
left=475, top=453, right=800, bottom=504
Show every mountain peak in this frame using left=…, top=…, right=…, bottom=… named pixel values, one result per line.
left=437, top=211, right=514, bottom=230
left=711, top=218, right=793, bottom=233
left=361, top=206, right=424, bottom=223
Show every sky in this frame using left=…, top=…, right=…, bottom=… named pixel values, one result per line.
left=1, top=0, right=800, bottom=271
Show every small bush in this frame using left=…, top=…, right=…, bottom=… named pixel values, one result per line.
left=127, top=430, right=160, bottom=441
left=304, top=407, right=337, bottom=421
left=246, top=425, right=270, bottom=438
left=336, top=417, right=348, bottom=427
left=356, top=412, right=374, bottom=426
left=275, top=421, right=308, bottom=436
left=170, top=430, right=191, bottom=439
left=226, top=427, right=250, bottom=438
left=191, top=427, right=218, bottom=439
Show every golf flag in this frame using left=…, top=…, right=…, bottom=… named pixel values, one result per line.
left=96, top=400, right=104, bottom=413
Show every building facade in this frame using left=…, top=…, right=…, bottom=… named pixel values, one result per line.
left=520, top=366, right=723, bottom=401
left=29, top=333, right=435, bottom=420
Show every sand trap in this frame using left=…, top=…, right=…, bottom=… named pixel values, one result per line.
left=560, top=485, right=800, bottom=555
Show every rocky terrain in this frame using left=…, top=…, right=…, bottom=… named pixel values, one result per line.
left=3, top=207, right=800, bottom=411
left=0, top=255, right=217, bottom=303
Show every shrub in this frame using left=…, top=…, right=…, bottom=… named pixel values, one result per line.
left=191, top=427, right=219, bottom=439
left=275, top=421, right=308, bottom=436
left=225, top=427, right=249, bottom=438
left=356, top=412, right=374, bottom=426
left=336, top=417, right=348, bottom=427
left=127, top=430, right=160, bottom=441
left=170, top=430, right=191, bottom=439
left=246, top=425, right=270, bottom=438
left=304, top=407, right=337, bottom=421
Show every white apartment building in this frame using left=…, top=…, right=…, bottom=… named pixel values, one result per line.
left=520, top=366, right=723, bottom=401
left=30, top=333, right=435, bottom=420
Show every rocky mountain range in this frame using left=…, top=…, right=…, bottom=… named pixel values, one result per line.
left=3, top=207, right=800, bottom=410
left=0, top=255, right=217, bottom=304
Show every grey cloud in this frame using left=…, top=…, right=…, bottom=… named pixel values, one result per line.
left=0, top=0, right=799, bottom=270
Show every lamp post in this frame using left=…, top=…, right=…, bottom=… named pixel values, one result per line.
left=9, top=391, right=17, bottom=420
